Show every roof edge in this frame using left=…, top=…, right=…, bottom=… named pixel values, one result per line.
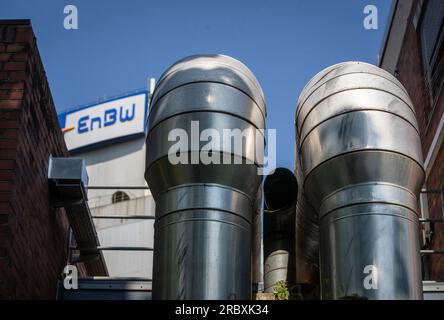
left=0, top=19, right=31, bottom=25
left=378, top=0, right=399, bottom=67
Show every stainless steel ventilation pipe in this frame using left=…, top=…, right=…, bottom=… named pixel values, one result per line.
left=263, top=168, right=297, bottom=293
left=293, top=64, right=349, bottom=290
left=145, top=55, right=266, bottom=299
left=295, top=62, right=425, bottom=299
left=294, top=143, right=319, bottom=287
left=252, top=187, right=263, bottom=293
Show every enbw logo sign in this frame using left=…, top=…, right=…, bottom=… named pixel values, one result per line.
left=59, top=91, right=147, bottom=152
left=77, top=104, right=136, bottom=134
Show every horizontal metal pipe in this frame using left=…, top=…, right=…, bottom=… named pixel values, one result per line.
left=420, top=250, right=444, bottom=255
left=72, top=246, right=154, bottom=251
left=97, top=246, right=154, bottom=251
left=80, top=276, right=152, bottom=281
left=420, top=189, right=443, bottom=194
left=91, top=215, right=155, bottom=220
left=419, top=218, right=444, bottom=223
left=87, top=186, right=150, bottom=190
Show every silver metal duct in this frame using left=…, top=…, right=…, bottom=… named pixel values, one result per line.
left=145, top=54, right=266, bottom=299
left=48, top=157, right=108, bottom=276
left=295, top=61, right=425, bottom=299
left=293, top=64, right=350, bottom=289
left=263, top=168, right=297, bottom=293
left=252, top=186, right=263, bottom=293
left=294, top=141, right=319, bottom=287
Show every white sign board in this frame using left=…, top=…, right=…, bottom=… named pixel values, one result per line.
left=59, top=92, right=148, bottom=152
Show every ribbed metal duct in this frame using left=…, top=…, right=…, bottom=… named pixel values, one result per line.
left=145, top=54, right=266, bottom=299
left=252, top=186, right=263, bottom=293
left=293, top=64, right=348, bottom=289
left=294, top=144, right=319, bottom=286
left=263, top=168, right=297, bottom=293
left=295, top=62, right=425, bottom=299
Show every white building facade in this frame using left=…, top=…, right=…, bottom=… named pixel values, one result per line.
left=58, top=90, right=155, bottom=279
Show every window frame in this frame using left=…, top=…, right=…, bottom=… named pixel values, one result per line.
left=419, top=0, right=444, bottom=113
left=112, top=191, right=130, bottom=203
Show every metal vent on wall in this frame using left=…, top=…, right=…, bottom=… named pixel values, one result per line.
left=48, top=157, right=108, bottom=276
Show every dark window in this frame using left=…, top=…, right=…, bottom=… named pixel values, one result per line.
left=420, top=0, right=444, bottom=105
left=112, top=191, right=130, bottom=203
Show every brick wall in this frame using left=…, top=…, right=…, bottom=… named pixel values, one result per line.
left=425, top=142, right=444, bottom=280
left=395, top=3, right=444, bottom=281
left=0, top=20, right=86, bottom=299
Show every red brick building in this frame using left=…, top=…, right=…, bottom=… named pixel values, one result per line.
left=0, top=20, right=87, bottom=298
left=379, top=0, right=444, bottom=281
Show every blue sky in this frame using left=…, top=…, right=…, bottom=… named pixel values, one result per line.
left=1, top=0, right=392, bottom=170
